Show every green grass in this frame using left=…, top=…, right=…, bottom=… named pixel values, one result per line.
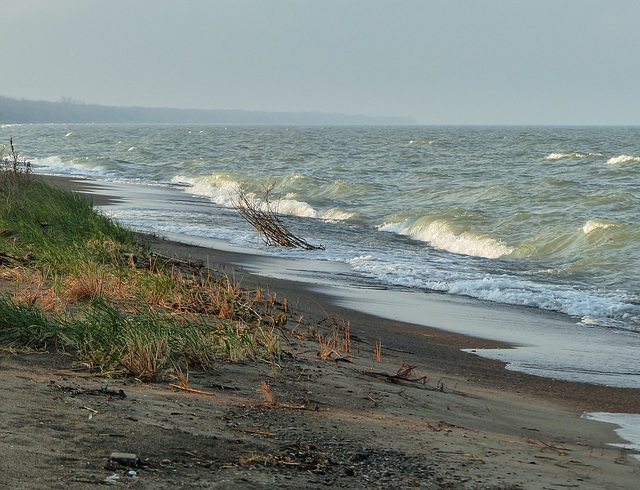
left=0, top=162, right=287, bottom=381
left=0, top=175, right=135, bottom=268
left=0, top=295, right=57, bottom=346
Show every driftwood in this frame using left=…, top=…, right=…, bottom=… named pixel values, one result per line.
left=230, top=186, right=324, bottom=251
left=362, top=363, right=428, bottom=387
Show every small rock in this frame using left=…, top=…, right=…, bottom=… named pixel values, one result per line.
left=110, top=452, right=140, bottom=467
left=350, top=452, right=371, bottom=462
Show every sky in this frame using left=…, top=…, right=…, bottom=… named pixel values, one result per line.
left=2, top=0, right=640, bottom=125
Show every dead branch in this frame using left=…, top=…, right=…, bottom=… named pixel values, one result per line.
left=395, top=363, right=428, bottom=384
left=230, top=185, right=324, bottom=251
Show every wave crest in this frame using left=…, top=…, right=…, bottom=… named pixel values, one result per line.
left=606, top=155, right=640, bottom=165
left=380, top=217, right=513, bottom=259
left=545, top=152, right=599, bottom=161
left=583, top=219, right=619, bottom=235
left=321, top=208, right=357, bottom=222
left=172, top=174, right=319, bottom=219
left=32, top=155, right=111, bottom=177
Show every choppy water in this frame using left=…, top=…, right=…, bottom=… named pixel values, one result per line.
left=5, top=124, right=640, bottom=333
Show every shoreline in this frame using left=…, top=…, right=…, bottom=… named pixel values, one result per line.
left=2, top=173, right=635, bottom=487
left=146, top=235, right=640, bottom=413
left=53, top=174, right=640, bottom=413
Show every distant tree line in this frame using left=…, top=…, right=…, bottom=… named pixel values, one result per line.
left=0, top=96, right=415, bottom=126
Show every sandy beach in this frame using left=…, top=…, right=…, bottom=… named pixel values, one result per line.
left=1, top=176, right=639, bottom=489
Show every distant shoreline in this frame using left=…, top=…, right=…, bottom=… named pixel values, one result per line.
left=0, top=95, right=415, bottom=125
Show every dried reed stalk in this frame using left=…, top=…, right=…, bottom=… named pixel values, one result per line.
left=317, top=319, right=352, bottom=361
left=1, top=137, right=31, bottom=175
left=374, top=339, right=382, bottom=362
left=169, top=383, right=216, bottom=396
left=259, top=381, right=276, bottom=405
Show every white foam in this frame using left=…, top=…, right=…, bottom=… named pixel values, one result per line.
left=417, top=222, right=513, bottom=258
left=172, top=174, right=237, bottom=205
left=583, top=219, right=618, bottom=234
left=378, top=221, right=403, bottom=234
left=582, top=413, right=640, bottom=461
left=172, top=174, right=319, bottom=219
left=546, top=152, right=588, bottom=160
left=32, top=156, right=111, bottom=178
left=606, top=155, right=640, bottom=165
left=346, top=249, right=640, bottom=328
left=106, top=207, right=252, bottom=245
left=194, top=182, right=238, bottom=206
left=273, top=198, right=317, bottom=218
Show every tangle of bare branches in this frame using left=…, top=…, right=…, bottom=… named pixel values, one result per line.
left=230, top=185, right=324, bottom=251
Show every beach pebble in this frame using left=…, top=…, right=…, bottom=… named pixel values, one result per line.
left=110, top=452, right=140, bottom=467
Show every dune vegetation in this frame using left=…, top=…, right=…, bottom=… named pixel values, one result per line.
left=0, top=141, right=288, bottom=381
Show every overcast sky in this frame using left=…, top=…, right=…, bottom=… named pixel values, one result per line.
left=3, top=0, right=640, bottom=125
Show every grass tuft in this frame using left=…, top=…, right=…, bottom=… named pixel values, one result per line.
left=0, top=296, right=58, bottom=347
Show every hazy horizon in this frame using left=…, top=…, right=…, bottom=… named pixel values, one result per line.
left=3, top=1, right=640, bottom=125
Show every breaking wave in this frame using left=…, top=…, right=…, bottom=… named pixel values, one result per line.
left=31, top=155, right=111, bottom=177
left=322, top=208, right=358, bottom=221
left=606, top=155, right=640, bottom=165
left=582, top=219, right=619, bottom=235
left=545, top=152, right=602, bottom=161
left=380, top=217, right=513, bottom=259
left=172, top=174, right=319, bottom=219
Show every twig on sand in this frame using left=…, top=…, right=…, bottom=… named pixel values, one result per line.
left=169, top=383, right=216, bottom=396
left=235, top=429, right=276, bottom=437
left=394, top=363, right=428, bottom=384
left=362, top=363, right=430, bottom=388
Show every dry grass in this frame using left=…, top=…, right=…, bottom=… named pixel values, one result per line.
left=5, top=244, right=289, bottom=330
left=259, top=381, right=276, bottom=405
left=118, top=335, right=171, bottom=381
left=0, top=172, right=289, bottom=379
left=239, top=453, right=279, bottom=466
left=374, top=339, right=382, bottom=363
left=0, top=137, right=32, bottom=176
left=172, top=361, right=190, bottom=389
left=317, top=318, right=352, bottom=361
